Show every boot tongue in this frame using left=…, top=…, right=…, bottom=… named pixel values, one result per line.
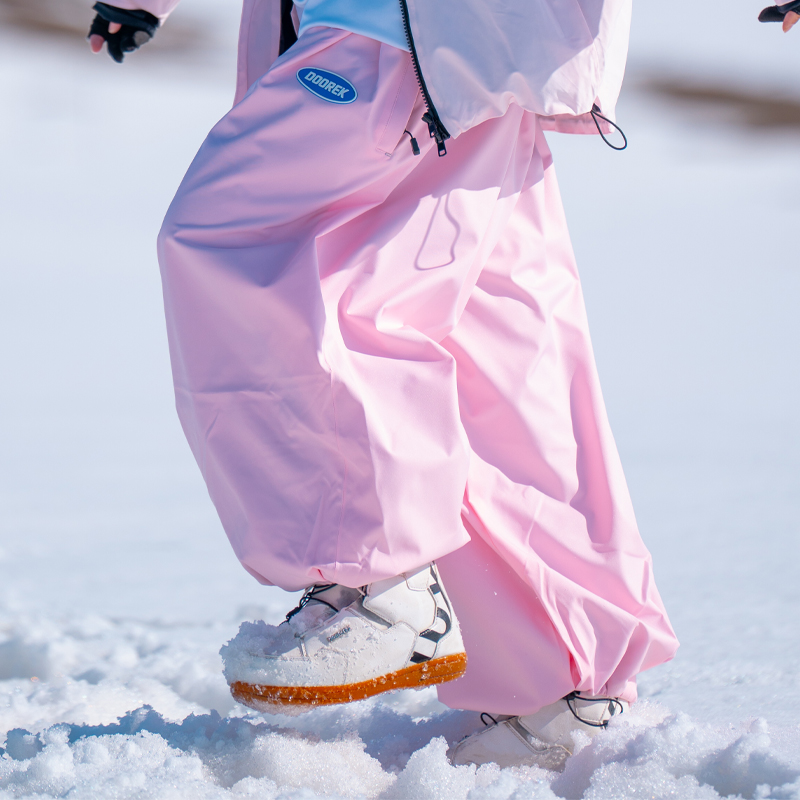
left=313, top=584, right=362, bottom=611
left=287, top=585, right=362, bottom=635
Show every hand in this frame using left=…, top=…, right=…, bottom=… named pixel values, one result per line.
left=784, top=10, right=799, bottom=30
left=89, top=22, right=121, bottom=53
left=86, top=4, right=160, bottom=63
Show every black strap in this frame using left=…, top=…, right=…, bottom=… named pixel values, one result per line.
left=279, top=0, right=298, bottom=55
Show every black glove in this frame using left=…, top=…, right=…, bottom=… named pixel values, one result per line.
left=759, top=0, right=800, bottom=22
left=87, top=2, right=160, bottom=63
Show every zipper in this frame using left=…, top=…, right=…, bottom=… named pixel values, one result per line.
left=398, top=0, right=450, bottom=156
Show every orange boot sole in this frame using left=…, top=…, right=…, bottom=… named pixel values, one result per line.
left=230, top=652, right=467, bottom=713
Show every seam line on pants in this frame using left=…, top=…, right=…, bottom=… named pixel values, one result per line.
left=375, top=56, right=413, bottom=155
left=328, top=366, right=348, bottom=583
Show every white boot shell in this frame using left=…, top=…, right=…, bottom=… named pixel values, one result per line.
left=449, top=694, right=627, bottom=770
left=222, top=563, right=467, bottom=713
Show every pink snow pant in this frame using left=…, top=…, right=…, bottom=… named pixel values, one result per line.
left=158, top=27, right=678, bottom=714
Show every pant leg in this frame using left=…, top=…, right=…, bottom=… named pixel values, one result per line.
left=158, top=27, right=541, bottom=590
left=436, top=124, right=678, bottom=714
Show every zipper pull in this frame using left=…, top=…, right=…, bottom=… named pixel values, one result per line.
left=403, top=129, right=421, bottom=156
left=422, top=112, right=448, bottom=157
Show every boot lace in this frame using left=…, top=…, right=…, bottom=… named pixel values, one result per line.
left=564, top=691, right=625, bottom=728
left=477, top=693, right=623, bottom=734
left=285, top=584, right=339, bottom=622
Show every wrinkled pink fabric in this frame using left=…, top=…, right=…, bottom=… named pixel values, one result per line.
left=158, top=28, right=678, bottom=713
left=110, top=0, right=630, bottom=138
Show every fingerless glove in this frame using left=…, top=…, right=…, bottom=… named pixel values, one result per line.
left=88, top=2, right=160, bottom=63
left=759, top=0, right=800, bottom=22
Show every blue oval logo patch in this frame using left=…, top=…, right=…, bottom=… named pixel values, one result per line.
left=297, top=67, right=357, bottom=105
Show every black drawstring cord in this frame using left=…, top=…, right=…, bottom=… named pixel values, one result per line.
left=590, top=104, right=628, bottom=151
left=480, top=712, right=498, bottom=727
left=564, top=691, right=625, bottom=728
left=404, top=129, right=421, bottom=156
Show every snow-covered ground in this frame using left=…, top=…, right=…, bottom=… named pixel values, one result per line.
left=1, top=2, right=799, bottom=797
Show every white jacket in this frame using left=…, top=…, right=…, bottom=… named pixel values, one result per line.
left=111, top=0, right=631, bottom=139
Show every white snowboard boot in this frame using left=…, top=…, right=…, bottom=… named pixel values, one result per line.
left=449, top=693, right=626, bottom=770
left=222, top=562, right=467, bottom=713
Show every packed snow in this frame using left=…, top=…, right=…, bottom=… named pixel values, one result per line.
left=1, top=0, right=799, bottom=797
